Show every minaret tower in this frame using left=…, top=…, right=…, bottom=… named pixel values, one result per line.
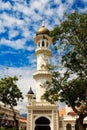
left=26, top=22, right=59, bottom=130
left=33, top=22, right=52, bottom=102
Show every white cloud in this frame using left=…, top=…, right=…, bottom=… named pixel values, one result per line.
left=0, top=23, right=6, bottom=33
left=13, top=2, right=31, bottom=16
left=56, top=4, right=67, bottom=17
left=0, top=12, right=24, bottom=27
left=0, top=38, right=25, bottom=49
left=0, top=1, right=11, bottom=10
left=80, top=6, right=87, bottom=13
left=0, top=0, right=66, bottom=51
left=8, top=29, right=20, bottom=39
left=54, top=0, right=62, bottom=4
left=67, top=0, right=74, bottom=4
left=44, top=8, right=54, bottom=16
left=29, top=0, right=49, bottom=12
left=83, top=0, right=87, bottom=3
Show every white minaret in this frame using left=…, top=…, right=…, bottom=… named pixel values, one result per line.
left=26, top=22, right=59, bottom=130
left=33, top=22, right=52, bottom=102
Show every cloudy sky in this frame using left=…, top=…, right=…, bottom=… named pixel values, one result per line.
left=0, top=0, right=87, bottom=114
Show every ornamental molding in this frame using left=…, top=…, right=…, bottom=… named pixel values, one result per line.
left=27, top=105, right=58, bottom=110
left=35, top=48, right=52, bottom=56
left=33, top=70, right=52, bottom=80
left=33, top=110, right=52, bottom=114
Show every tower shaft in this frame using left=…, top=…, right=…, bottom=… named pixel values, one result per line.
left=27, top=23, right=59, bottom=130
left=33, top=34, right=52, bottom=102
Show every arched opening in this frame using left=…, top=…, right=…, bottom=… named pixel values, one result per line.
left=35, top=117, right=50, bottom=130
left=42, top=41, right=44, bottom=47
left=66, top=123, right=72, bottom=130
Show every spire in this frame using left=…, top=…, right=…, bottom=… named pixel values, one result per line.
left=42, top=21, right=45, bottom=27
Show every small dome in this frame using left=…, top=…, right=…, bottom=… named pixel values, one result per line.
left=28, top=87, right=34, bottom=94
left=36, top=22, right=49, bottom=35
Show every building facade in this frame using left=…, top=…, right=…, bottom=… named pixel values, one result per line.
left=59, top=105, right=87, bottom=130
left=0, top=104, right=19, bottom=128
left=0, top=104, right=27, bottom=129
left=26, top=22, right=59, bottom=130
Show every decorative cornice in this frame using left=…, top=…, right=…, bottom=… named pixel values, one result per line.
left=33, top=70, right=52, bottom=80
left=27, top=105, right=58, bottom=110
left=35, top=48, right=52, bottom=56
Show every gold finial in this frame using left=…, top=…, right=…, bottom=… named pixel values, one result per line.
left=42, top=21, right=45, bottom=27
left=36, top=20, right=49, bottom=35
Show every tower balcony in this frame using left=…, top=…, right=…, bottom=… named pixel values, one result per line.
left=35, top=48, right=52, bottom=56
left=33, top=70, right=52, bottom=80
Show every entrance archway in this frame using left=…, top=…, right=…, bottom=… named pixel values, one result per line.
left=66, top=123, right=72, bottom=130
left=35, top=116, right=50, bottom=130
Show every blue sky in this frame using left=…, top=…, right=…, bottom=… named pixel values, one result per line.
left=0, top=0, right=87, bottom=113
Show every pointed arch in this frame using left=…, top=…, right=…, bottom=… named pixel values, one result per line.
left=66, top=123, right=72, bottom=130
left=35, top=116, right=51, bottom=130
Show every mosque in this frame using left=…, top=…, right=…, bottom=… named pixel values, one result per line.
left=26, top=22, right=59, bottom=130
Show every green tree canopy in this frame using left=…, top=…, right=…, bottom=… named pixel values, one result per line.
left=44, top=12, right=87, bottom=130
left=0, top=76, right=23, bottom=130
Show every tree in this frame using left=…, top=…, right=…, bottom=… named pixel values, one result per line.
left=0, top=76, right=23, bottom=130
left=44, top=12, right=87, bottom=130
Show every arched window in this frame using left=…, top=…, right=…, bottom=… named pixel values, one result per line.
left=66, top=123, right=72, bottom=130
left=42, top=41, right=44, bottom=47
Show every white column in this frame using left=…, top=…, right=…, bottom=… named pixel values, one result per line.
left=27, top=112, right=29, bottom=130
left=72, top=123, right=75, bottom=130
left=56, top=110, right=59, bottom=130
left=64, top=124, right=66, bottom=130
left=31, top=110, right=33, bottom=130
left=52, top=110, right=54, bottom=130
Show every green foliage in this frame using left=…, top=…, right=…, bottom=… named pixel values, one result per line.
left=0, top=76, right=23, bottom=107
left=44, top=12, right=87, bottom=130
left=0, top=76, right=24, bottom=130
left=0, top=126, right=5, bottom=130
left=0, top=127, right=25, bottom=130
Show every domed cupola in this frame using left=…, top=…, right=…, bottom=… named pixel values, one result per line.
left=34, top=22, right=52, bottom=46
left=36, top=22, right=49, bottom=35
left=28, top=87, right=34, bottom=94
left=27, top=87, right=35, bottom=105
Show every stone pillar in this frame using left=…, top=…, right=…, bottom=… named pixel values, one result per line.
left=64, top=124, right=66, bottom=130
left=72, top=123, right=75, bottom=130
